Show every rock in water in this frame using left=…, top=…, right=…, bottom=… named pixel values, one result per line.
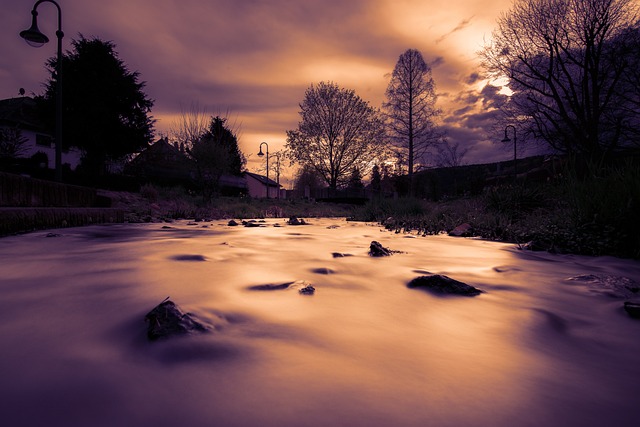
left=624, top=302, right=640, bottom=319
left=407, top=274, right=482, bottom=296
left=369, top=241, right=392, bottom=257
left=247, top=282, right=295, bottom=291
left=299, top=285, right=316, bottom=295
left=144, top=299, right=207, bottom=341
left=287, top=216, right=307, bottom=225
left=448, top=223, right=473, bottom=237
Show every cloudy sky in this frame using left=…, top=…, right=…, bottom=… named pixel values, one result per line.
left=1, top=0, right=516, bottom=180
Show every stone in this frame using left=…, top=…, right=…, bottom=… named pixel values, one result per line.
left=247, top=280, right=315, bottom=295
left=623, top=302, right=640, bottom=319
left=299, top=285, right=316, bottom=295
left=382, top=217, right=396, bottom=229
left=311, top=267, right=335, bottom=274
left=144, top=298, right=207, bottom=341
left=407, top=274, right=483, bottom=296
left=288, top=216, right=307, bottom=225
left=242, top=220, right=261, bottom=227
left=331, top=252, right=353, bottom=258
left=369, top=241, right=392, bottom=257
left=228, top=220, right=239, bottom=226
left=449, top=223, right=473, bottom=237
left=247, top=282, right=294, bottom=291
left=171, top=254, right=207, bottom=262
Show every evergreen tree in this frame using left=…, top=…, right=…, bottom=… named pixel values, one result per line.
left=188, top=116, right=246, bottom=200
left=39, top=35, right=154, bottom=175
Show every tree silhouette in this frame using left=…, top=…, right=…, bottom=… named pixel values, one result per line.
left=481, top=0, right=640, bottom=161
left=39, top=35, right=154, bottom=175
left=293, top=164, right=324, bottom=195
left=384, top=49, right=442, bottom=196
left=0, top=127, right=28, bottom=160
left=286, top=81, right=386, bottom=190
left=188, top=116, right=246, bottom=200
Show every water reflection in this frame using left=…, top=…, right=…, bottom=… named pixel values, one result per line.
left=0, top=219, right=639, bottom=427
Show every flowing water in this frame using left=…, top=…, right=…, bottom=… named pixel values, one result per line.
left=1, top=218, right=639, bottom=427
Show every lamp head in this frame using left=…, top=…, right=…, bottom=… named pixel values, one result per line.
left=501, top=137, right=511, bottom=143
left=20, top=10, right=49, bottom=48
left=257, top=148, right=264, bottom=157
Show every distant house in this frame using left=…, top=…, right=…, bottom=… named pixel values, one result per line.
left=125, top=138, right=248, bottom=195
left=244, top=171, right=283, bottom=198
left=124, top=137, right=194, bottom=185
left=0, top=96, right=81, bottom=170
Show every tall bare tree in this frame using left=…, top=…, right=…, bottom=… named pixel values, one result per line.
left=169, top=102, right=212, bottom=153
left=286, top=81, right=386, bottom=190
left=481, top=0, right=640, bottom=160
left=384, top=49, right=442, bottom=196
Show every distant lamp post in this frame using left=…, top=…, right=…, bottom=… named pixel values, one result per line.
left=501, top=125, right=517, bottom=180
left=20, top=0, right=64, bottom=182
left=258, top=141, right=269, bottom=198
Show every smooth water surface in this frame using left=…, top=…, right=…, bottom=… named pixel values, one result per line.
left=1, top=219, right=639, bottom=427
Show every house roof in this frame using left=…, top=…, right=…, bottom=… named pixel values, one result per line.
left=243, top=171, right=280, bottom=187
left=127, top=138, right=192, bottom=168
left=0, top=96, right=47, bottom=131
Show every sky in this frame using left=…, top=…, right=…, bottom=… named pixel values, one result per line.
left=1, top=0, right=517, bottom=183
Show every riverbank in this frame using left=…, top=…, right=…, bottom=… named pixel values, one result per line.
left=75, top=175, right=640, bottom=260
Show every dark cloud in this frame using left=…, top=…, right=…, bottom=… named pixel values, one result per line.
left=2, top=0, right=516, bottom=173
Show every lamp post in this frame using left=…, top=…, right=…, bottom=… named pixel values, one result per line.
left=501, top=125, right=517, bottom=181
left=20, top=0, right=64, bottom=182
left=258, top=141, right=269, bottom=198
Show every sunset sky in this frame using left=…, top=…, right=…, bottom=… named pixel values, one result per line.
left=1, top=0, right=517, bottom=181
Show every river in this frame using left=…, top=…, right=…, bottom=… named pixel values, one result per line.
left=1, top=218, right=639, bottom=427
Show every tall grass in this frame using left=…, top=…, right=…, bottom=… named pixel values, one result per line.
left=350, top=160, right=640, bottom=258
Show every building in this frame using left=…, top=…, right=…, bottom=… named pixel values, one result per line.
left=0, top=96, right=81, bottom=171
left=124, top=137, right=194, bottom=185
left=243, top=171, right=283, bottom=198
left=125, top=138, right=248, bottom=195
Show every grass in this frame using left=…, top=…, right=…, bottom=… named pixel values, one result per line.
left=106, top=185, right=355, bottom=223
left=106, top=160, right=640, bottom=259
left=351, top=160, right=640, bottom=259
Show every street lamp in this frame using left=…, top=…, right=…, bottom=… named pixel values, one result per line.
left=20, top=0, right=64, bottom=182
left=501, top=125, right=517, bottom=180
left=257, top=141, right=269, bottom=198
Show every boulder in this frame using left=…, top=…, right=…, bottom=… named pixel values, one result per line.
left=247, top=282, right=294, bottom=291
left=449, top=223, right=473, bottom=237
left=299, top=285, right=316, bottom=295
left=369, top=241, right=392, bottom=257
left=332, top=252, right=353, bottom=258
left=247, top=280, right=315, bottom=295
left=382, top=217, right=396, bottom=229
left=624, top=302, right=640, bottom=319
left=228, top=219, right=239, bottom=226
left=287, top=216, right=307, bottom=225
left=407, top=274, right=483, bottom=296
left=242, top=220, right=261, bottom=228
left=144, top=299, right=207, bottom=341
